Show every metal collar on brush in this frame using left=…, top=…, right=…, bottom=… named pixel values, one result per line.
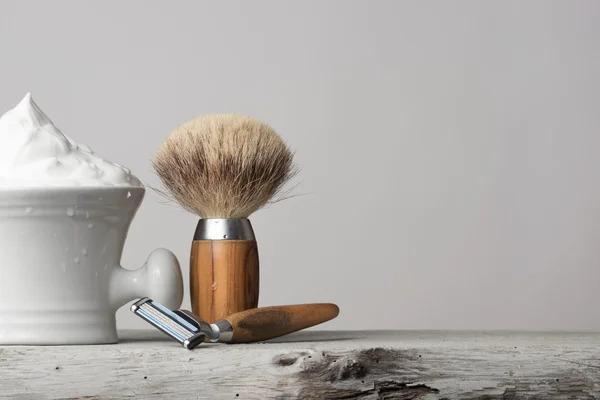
left=193, top=218, right=256, bottom=241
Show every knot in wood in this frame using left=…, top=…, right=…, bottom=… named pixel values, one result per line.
left=334, top=358, right=368, bottom=381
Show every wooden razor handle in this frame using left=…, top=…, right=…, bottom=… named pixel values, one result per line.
left=190, top=240, right=259, bottom=323
left=221, top=303, right=340, bottom=344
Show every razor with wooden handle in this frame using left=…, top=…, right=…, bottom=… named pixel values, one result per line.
left=131, top=297, right=339, bottom=349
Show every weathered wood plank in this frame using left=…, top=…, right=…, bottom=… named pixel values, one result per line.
left=0, top=330, right=599, bottom=399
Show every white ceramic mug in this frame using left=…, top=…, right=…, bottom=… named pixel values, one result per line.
left=0, top=186, right=183, bottom=344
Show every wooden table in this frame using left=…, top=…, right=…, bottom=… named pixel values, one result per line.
left=0, top=330, right=599, bottom=399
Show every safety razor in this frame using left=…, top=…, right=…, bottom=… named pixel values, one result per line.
left=131, top=297, right=339, bottom=349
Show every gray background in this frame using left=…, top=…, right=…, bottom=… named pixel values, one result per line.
left=2, top=1, right=600, bottom=330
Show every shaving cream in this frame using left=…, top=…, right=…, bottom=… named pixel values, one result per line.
left=0, top=93, right=141, bottom=187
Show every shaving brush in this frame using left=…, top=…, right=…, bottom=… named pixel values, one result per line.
left=153, top=114, right=296, bottom=323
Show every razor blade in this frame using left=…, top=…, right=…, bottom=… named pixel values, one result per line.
left=131, top=298, right=207, bottom=349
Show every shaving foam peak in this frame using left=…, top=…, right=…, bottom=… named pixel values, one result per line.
left=0, top=93, right=142, bottom=187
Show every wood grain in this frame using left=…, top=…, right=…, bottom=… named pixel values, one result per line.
left=224, top=303, right=339, bottom=343
left=190, top=240, right=259, bottom=323
left=2, top=330, right=600, bottom=399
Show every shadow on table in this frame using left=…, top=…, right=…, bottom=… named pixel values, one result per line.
left=118, top=330, right=361, bottom=344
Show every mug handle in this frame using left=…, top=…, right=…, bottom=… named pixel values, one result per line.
left=109, top=248, right=183, bottom=310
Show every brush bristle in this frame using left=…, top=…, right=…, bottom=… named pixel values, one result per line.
left=152, top=114, right=297, bottom=218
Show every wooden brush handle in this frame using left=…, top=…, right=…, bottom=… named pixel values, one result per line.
left=190, top=240, right=259, bottom=323
left=223, top=303, right=340, bottom=343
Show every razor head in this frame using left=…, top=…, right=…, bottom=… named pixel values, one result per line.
left=131, top=298, right=206, bottom=349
